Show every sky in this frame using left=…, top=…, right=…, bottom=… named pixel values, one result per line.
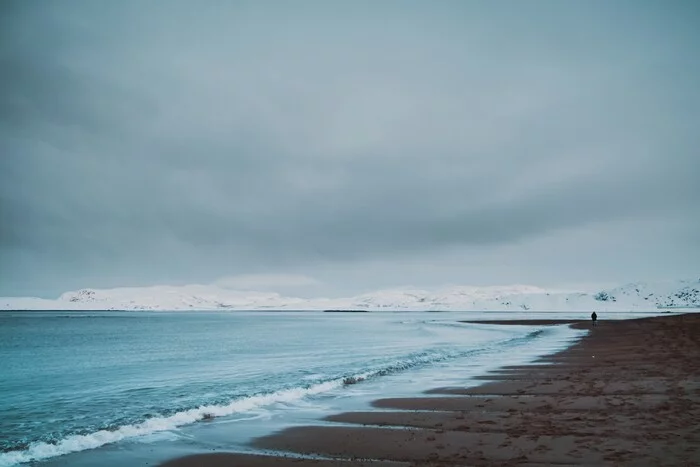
left=1, top=0, right=699, bottom=298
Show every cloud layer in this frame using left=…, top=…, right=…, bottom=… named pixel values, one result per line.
left=2, top=1, right=699, bottom=297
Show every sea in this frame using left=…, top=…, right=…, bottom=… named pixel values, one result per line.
left=0, top=310, right=659, bottom=466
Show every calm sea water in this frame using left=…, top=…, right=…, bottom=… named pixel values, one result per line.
left=0, top=311, right=600, bottom=466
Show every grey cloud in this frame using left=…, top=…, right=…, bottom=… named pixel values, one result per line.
left=1, top=1, right=699, bottom=297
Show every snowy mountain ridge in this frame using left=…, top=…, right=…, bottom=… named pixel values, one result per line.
left=1, top=278, right=698, bottom=311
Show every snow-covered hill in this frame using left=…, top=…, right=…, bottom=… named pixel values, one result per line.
left=1, top=278, right=698, bottom=312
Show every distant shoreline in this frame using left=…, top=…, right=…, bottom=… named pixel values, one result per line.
left=323, top=309, right=368, bottom=313
left=0, top=309, right=687, bottom=313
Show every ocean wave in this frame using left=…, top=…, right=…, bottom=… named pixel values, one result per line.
left=0, top=379, right=343, bottom=466
left=0, top=328, right=547, bottom=466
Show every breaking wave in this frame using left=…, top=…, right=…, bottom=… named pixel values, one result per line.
left=0, top=329, right=547, bottom=466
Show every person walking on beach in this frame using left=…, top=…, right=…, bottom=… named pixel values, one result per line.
left=591, top=311, right=598, bottom=327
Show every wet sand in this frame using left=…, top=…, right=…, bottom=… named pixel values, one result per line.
left=161, top=314, right=700, bottom=466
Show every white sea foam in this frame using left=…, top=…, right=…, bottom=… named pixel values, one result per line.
left=0, top=350, right=461, bottom=467
left=0, top=325, right=574, bottom=466
left=0, top=345, right=478, bottom=466
left=0, top=380, right=343, bottom=467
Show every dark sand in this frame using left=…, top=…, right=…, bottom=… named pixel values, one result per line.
left=161, top=314, right=700, bottom=466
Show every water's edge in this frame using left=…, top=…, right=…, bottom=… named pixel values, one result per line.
left=43, top=322, right=587, bottom=467
left=0, top=313, right=599, bottom=467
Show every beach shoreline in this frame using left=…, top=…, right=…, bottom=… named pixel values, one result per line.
left=160, top=314, right=700, bottom=466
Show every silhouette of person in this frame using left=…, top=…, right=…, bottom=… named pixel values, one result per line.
left=591, top=311, right=598, bottom=327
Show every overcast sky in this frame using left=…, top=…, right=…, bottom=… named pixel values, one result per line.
left=1, top=0, right=699, bottom=298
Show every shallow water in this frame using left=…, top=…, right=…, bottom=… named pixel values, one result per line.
left=0, top=310, right=654, bottom=466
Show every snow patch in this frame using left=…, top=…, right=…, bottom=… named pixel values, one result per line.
left=2, top=279, right=699, bottom=312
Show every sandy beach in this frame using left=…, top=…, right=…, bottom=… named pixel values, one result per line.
left=161, top=314, right=700, bottom=466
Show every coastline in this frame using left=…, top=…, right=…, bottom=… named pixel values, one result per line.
left=161, top=314, right=700, bottom=466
